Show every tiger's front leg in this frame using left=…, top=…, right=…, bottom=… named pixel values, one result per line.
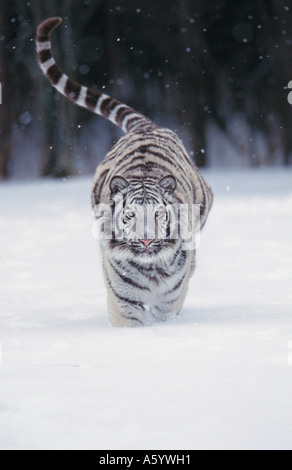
left=107, top=289, right=146, bottom=327
left=151, top=280, right=190, bottom=322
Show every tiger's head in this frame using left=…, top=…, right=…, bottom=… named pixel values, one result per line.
left=107, top=175, right=181, bottom=261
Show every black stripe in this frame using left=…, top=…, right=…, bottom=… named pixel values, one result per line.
left=47, top=64, right=62, bottom=85
left=169, top=246, right=181, bottom=265
left=110, top=149, right=147, bottom=170
left=115, top=292, right=144, bottom=308
left=141, top=143, right=188, bottom=179
left=130, top=178, right=157, bottom=186
left=176, top=251, right=187, bottom=269
left=164, top=298, right=179, bottom=305
left=109, top=260, right=150, bottom=291
left=115, top=106, right=131, bottom=126
left=120, top=187, right=141, bottom=202
left=122, top=315, right=143, bottom=325
left=124, top=162, right=168, bottom=174
left=155, top=266, right=171, bottom=278
left=112, top=144, right=173, bottom=172
left=128, top=259, right=153, bottom=272
left=164, top=276, right=184, bottom=295
left=152, top=302, right=176, bottom=312
left=128, top=260, right=173, bottom=285
left=38, top=49, right=52, bottom=63
left=147, top=146, right=193, bottom=192
left=86, top=88, right=100, bottom=110
left=134, top=268, right=161, bottom=283
left=125, top=115, right=143, bottom=130
left=128, top=260, right=171, bottom=280
left=100, top=97, right=120, bottom=119
left=153, top=132, right=195, bottom=169
left=116, top=106, right=136, bottom=124
left=123, top=155, right=147, bottom=165
left=127, top=258, right=175, bottom=279
left=105, top=271, right=144, bottom=308
left=104, top=134, right=150, bottom=163
left=65, top=79, right=81, bottom=100
left=117, top=158, right=167, bottom=176
left=127, top=192, right=161, bottom=206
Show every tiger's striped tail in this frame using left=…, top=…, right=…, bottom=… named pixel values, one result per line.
left=36, top=17, right=157, bottom=133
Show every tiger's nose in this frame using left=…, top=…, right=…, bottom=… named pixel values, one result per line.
left=139, top=239, right=155, bottom=247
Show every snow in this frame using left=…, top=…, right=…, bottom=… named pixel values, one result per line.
left=0, top=168, right=292, bottom=450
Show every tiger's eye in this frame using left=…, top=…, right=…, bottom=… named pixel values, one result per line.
left=127, top=211, right=135, bottom=218
left=155, top=207, right=165, bottom=217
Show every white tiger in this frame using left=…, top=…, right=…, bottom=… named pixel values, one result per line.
left=37, top=17, right=214, bottom=327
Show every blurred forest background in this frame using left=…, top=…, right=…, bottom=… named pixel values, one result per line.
left=0, top=0, right=291, bottom=179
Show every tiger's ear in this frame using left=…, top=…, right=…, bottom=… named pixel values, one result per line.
left=110, top=176, right=129, bottom=195
left=159, top=175, right=177, bottom=194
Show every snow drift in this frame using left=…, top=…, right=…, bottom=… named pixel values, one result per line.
left=0, top=168, right=292, bottom=450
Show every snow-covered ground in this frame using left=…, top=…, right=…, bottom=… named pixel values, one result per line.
left=0, top=168, right=292, bottom=450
